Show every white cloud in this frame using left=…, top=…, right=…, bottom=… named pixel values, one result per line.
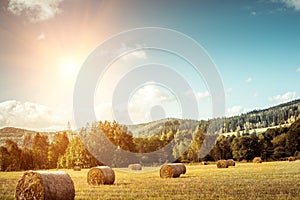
left=297, top=67, right=300, bottom=72
left=0, top=100, right=66, bottom=131
left=185, top=90, right=211, bottom=101
left=129, top=84, right=176, bottom=105
left=37, top=33, right=46, bottom=40
left=127, top=84, right=180, bottom=124
left=226, top=106, right=244, bottom=117
left=251, top=11, right=257, bottom=16
left=280, top=0, right=300, bottom=10
left=268, top=91, right=296, bottom=103
left=195, top=91, right=211, bottom=101
left=7, top=0, right=63, bottom=23
left=245, top=77, right=252, bottom=83
left=96, top=83, right=180, bottom=125
left=225, top=88, right=233, bottom=97
left=121, top=50, right=147, bottom=60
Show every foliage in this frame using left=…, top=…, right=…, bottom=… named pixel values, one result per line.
left=221, top=99, right=300, bottom=133
left=208, top=118, right=300, bottom=161
left=0, top=99, right=300, bottom=171
left=58, top=136, right=101, bottom=169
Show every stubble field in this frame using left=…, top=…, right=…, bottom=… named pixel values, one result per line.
left=1, top=161, right=299, bottom=200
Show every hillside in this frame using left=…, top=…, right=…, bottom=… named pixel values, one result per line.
left=221, top=99, right=300, bottom=133
left=126, top=118, right=200, bottom=138
left=1, top=99, right=299, bottom=146
left=0, top=127, right=76, bottom=146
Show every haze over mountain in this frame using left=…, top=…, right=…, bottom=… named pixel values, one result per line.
left=1, top=98, right=299, bottom=146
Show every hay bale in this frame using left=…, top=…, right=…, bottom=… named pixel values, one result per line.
left=216, top=160, right=228, bottom=168
left=201, top=161, right=208, bottom=165
left=73, top=166, right=81, bottom=171
left=227, top=159, right=235, bottom=166
left=128, top=164, right=142, bottom=170
left=178, top=163, right=186, bottom=174
left=160, top=163, right=186, bottom=178
left=253, top=157, right=262, bottom=163
left=87, top=166, right=115, bottom=185
left=288, top=156, right=296, bottom=162
left=15, top=171, right=75, bottom=200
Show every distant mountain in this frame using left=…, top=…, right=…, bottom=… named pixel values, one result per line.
left=1, top=99, right=299, bottom=146
left=128, top=99, right=300, bottom=136
left=0, top=127, right=77, bottom=146
left=126, top=118, right=199, bottom=137
left=222, top=99, right=300, bottom=133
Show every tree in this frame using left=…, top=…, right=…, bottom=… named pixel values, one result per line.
left=231, top=134, right=262, bottom=161
left=20, top=148, right=34, bottom=170
left=32, top=133, right=49, bottom=169
left=58, top=137, right=101, bottom=169
left=4, top=140, right=21, bottom=171
left=48, top=132, right=69, bottom=168
left=0, top=146, right=10, bottom=171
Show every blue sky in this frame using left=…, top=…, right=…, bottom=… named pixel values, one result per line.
left=0, top=0, right=300, bottom=130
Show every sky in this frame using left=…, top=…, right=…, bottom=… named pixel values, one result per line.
left=0, top=0, right=300, bottom=131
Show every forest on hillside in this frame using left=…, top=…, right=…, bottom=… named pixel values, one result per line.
left=220, top=99, right=300, bottom=133
left=0, top=116, right=299, bottom=171
left=0, top=99, right=299, bottom=171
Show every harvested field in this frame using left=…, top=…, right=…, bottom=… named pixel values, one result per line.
left=0, top=161, right=299, bottom=199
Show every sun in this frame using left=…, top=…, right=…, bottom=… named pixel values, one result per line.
left=60, top=59, right=80, bottom=78
left=64, top=61, right=77, bottom=75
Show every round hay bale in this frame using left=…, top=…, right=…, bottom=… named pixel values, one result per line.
left=288, top=156, right=296, bottom=162
left=73, top=166, right=81, bottom=171
left=87, top=166, right=115, bottom=185
left=201, top=161, right=208, bottom=165
left=217, top=160, right=228, bottom=168
left=227, top=159, right=235, bottom=166
left=160, top=163, right=186, bottom=178
left=128, top=164, right=142, bottom=170
left=15, top=171, right=75, bottom=200
left=253, top=157, right=262, bottom=163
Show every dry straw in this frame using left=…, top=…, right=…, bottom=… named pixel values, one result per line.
left=73, top=166, right=81, bottom=171
left=288, top=156, right=296, bottom=162
left=216, top=160, right=228, bottom=168
left=160, top=163, right=186, bottom=178
left=87, top=166, right=115, bottom=185
left=226, top=159, right=236, bottom=166
left=128, top=164, right=142, bottom=170
left=15, top=171, right=75, bottom=200
left=253, top=157, right=262, bottom=163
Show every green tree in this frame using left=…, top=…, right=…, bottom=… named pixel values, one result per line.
left=0, top=146, right=10, bottom=171
left=48, top=132, right=69, bottom=168
left=4, top=140, right=21, bottom=171
left=58, top=137, right=101, bottom=168
left=20, top=148, right=34, bottom=170
left=32, top=133, right=49, bottom=169
left=231, top=134, right=261, bottom=161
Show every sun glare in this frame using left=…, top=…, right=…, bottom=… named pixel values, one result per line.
left=65, top=62, right=76, bottom=74
left=61, top=59, right=80, bottom=78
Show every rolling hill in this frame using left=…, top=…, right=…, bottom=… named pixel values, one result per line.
left=1, top=98, right=299, bottom=146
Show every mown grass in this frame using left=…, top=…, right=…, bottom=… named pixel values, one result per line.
left=1, top=161, right=299, bottom=200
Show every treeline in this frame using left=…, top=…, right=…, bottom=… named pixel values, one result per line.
left=0, top=132, right=101, bottom=171
left=1, top=116, right=299, bottom=171
left=208, top=118, right=300, bottom=161
left=221, top=99, right=300, bottom=133
left=80, top=119, right=211, bottom=166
